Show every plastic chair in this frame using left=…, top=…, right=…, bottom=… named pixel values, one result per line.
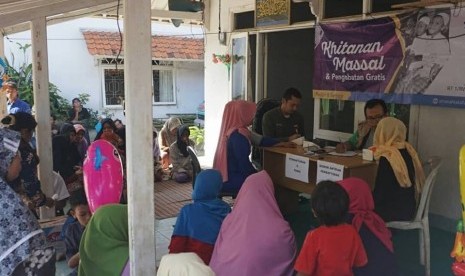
left=386, top=156, right=442, bottom=276
left=187, top=146, right=202, bottom=189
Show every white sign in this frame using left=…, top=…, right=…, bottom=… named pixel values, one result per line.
left=316, top=160, right=344, bottom=183
left=285, top=153, right=309, bottom=183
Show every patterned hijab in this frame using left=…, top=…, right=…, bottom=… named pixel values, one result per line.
left=213, top=100, right=256, bottom=182
left=0, top=128, right=47, bottom=276
left=338, top=177, right=394, bottom=252
left=373, top=117, right=425, bottom=194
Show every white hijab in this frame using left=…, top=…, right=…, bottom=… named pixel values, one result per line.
left=157, top=253, right=215, bottom=276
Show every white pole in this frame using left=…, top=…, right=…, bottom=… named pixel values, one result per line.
left=124, top=0, right=156, bottom=274
left=0, top=32, right=7, bottom=119
left=31, top=18, right=54, bottom=218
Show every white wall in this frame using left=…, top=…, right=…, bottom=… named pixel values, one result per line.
left=3, top=17, right=204, bottom=123
left=203, top=0, right=461, bottom=228
left=203, top=0, right=253, bottom=164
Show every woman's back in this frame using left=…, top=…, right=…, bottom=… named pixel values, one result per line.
left=349, top=215, right=399, bottom=276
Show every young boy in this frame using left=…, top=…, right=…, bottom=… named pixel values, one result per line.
left=64, top=189, right=91, bottom=275
left=295, top=181, right=367, bottom=276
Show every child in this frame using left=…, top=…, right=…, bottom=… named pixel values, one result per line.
left=64, top=189, right=91, bottom=275
left=295, top=181, right=367, bottom=276
left=169, top=125, right=195, bottom=183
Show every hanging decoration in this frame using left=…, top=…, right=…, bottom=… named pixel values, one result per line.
left=212, top=53, right=244, bottom=79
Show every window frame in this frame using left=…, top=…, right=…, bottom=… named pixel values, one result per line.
left=151, top=63, right=176, bottom=105
left=100, top=60, right=176, bottom=108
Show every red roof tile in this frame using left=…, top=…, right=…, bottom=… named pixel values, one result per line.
left=82, top=30, right=204, bottom=61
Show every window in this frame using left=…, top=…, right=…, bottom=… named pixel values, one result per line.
left=313, top=99, right=412, bottom=143
left=101, top=59, right=175, bottom=107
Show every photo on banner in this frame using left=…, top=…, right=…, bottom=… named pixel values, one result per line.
left=313, top=7, right=465, bottom=109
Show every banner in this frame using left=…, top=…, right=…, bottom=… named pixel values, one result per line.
left=313, top=7, right=465, bottom=108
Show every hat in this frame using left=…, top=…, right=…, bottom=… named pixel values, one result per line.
left=3, top=81, right=17, bottom=89
left=2, top=112, right=37, bottom=131
left=74, top=124, right=86, bottom=133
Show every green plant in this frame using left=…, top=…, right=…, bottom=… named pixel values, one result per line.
left=189, top=125, right=204, bottom=153
left=5, top=43, right=70, bottom=121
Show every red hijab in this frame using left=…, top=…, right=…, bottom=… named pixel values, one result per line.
left=213, top=100, right=256, bottom=182
left=338, top=177, right=394, bottom=252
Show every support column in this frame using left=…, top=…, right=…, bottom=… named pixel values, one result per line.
left=124, top=0, right=156, bottom=274
left=0, top=33, right=7, bottom=119
left=31, top=18, right=54, bottom=216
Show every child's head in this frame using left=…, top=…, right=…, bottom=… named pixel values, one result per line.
left=69, top=189, right=91, bottom=227
left=428, top=13, right=448, bottom=36
left=416, top=15, right=430, bottom=36
left=311, top=181, right=349, bottom=226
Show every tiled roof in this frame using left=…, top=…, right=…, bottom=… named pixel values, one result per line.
left=82, top=30, right=204, bottom=60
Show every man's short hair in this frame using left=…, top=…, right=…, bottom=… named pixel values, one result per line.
left=364, top=99, right=388, bottom=117
left=282, top=87, right=302, bottom=101
left=311, top=181, right=349, bottom=226
left=3, top=81, right=17, bottom=89
left=72, top=98, right=81, bottom=104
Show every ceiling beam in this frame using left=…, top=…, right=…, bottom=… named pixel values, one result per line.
left=0, top=0, right=117, bottom=29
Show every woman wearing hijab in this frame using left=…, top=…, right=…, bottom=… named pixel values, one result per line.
left=53, top=123, right=82, bottom=192
left=169, top=169, right=231, bottom=264
left=372, top=117, right=425, bottom=222
left=2, top=113, right=55, bottom=216
left=338, top=177, right=399, bottom=276
left=0, top=128, right=56, bottom=276
left=78, top=204, right=129, bottom=276
left=169, top=125, right=195, bottom=183
left=210, top=171, right=296, bottom=276
left=158, top=253, right=215, bottom=276
left=159, top=117, right=182, bottom=170
left=213, top=100, right=292, bottom=195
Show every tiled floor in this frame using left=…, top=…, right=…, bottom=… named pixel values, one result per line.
left=155, top=217, right=176, bottom=267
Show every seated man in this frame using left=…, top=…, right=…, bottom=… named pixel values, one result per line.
left=262, top=87, right=305, bottom=142
left=336, top=99, right=388, bottom=152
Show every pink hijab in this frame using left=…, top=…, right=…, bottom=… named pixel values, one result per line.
left=210, top=171, right=296, bottom=276
left=213, top=100, right=256, bottom=182
left=338, top=177, right=394, bottom=252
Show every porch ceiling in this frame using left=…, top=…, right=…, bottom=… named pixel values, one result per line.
left=0, top=0, right=204, bottom=35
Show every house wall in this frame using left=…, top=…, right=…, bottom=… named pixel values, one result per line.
left=204, top=0, right=462, bottom=230
left=3, top=17, right=204, bottom=124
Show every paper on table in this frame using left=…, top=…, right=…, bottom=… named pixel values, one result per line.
left=327, top=151, right=358, bottom=157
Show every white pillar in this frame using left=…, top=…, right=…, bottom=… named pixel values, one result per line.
left=124, top=0, right=156, bottom=274
left=31, top=18, right=54, bottom=214
left=0, top=32, right=7, bottom=119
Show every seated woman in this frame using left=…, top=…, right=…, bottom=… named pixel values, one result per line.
left=210, top=171, right=296, bottom=276
left=169, top=125, right=195, bottom=183
left=74, top=124, right=88, bottom=163
left=338, top=177, right=399, bottom=276
left=0, top=128, right=56, bottom=276
left=372, top=117, right=425, bottom=222
left=94, top=118, right=124, bottom=154
left=159, top=117, right=181, bottom=170
left=78, top=204, right=129, bottom=276
left=169, top=169, right=231, bottom=264
left=213, top=100, right=293, bottom=194
left=2, top=113, right=55, bottom=216
left=53, top=123, right=82, bottom=192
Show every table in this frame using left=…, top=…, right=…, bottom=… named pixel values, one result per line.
left=262, top=147, right=378, bottom=213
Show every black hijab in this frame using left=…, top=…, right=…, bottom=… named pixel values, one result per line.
left=176, top=125, right=190, bottom=157
left=95, top=118, right=117, bottom=141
